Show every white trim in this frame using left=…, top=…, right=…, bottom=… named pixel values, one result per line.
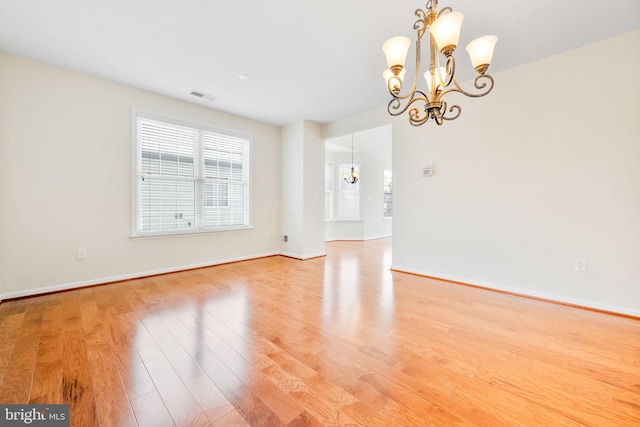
left=325, top=234, right=391, bottom=242
left=365, top=233, right=392, bottom=241
left=0, top=251, right=279, bottom=301
left=133, top=109, right=253, bottom=141
left=390, top=264, right=640, bottom=318
left=325, top=237, right=364, bottom=242
left=130, top=225, right=253, bottom=239
left=279, top=251, right=327, bottom=260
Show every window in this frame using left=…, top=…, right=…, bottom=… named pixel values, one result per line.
left=338, top=161, right=360, bottom=220
left=134, top=113, right=250, bottom=236
left=383, top=169, right=393, bottom=218
left=325, top=162, right=333, bottom=220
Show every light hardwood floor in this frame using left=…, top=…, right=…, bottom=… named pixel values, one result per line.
left=0, top=238, right=639, bottom=426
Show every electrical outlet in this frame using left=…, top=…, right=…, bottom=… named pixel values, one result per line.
left=282, top=235, right=289, bottom=243
left=404, top=241, right=410, bottom=250
left=76, top=248, right=87, bottom=260
left=575, top=259, right=587, bottom=272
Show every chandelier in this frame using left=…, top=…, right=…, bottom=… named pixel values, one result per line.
left=342, top=135, right=360, bottom=184
left=382, top=0, right=497, bottom=126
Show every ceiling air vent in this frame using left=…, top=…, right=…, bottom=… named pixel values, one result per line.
left=190, top=90, right=217, bottom=102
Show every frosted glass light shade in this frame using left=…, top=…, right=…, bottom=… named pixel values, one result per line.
left=424, top=67, right=446, bottom=91
left=430, top=12, right=464, bottom=52
left=466, top=35, right=498, bottom=70
left=383, top=68, right=407, bottom=87
left=382, top=36, right=411, bottom=69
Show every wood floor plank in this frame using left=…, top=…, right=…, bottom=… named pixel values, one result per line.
left=1, top=238, right=638, bottom=426
left=143, top=353, right=212, bottom=426
left=248, top=378, right=305, bottom=425
left=89, top=355, right=137, bottom=427
left=29, top=301, right=64, bottom=404
left=0, top=303, right=44, bottom=403
left=79, top=298, right=112, bottom=361
left=153, top=332, right=205, bottom=384
left=99, top=305, right=156, bottom=400
left=0, top=312, right=26, bottom=385
left=130, top=391, right=175, bottom=427
left=214, top=408, right=250, bottom=426
left=61, top=305, right=99, bottom=427
left=184, top=374, right=236, bottom=423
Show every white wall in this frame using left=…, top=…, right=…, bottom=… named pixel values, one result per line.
left=324, top=30, right=640, bottom=317
left=280, top=122, right=305, bottom=255
left=280, top=121, right=325, bottom=258
left=302, top=121, right=326, bottom=256
left=392, top=30, right=640, bottom=316
left=359, top=126, right=393, bottom=240
left=0, top=52, right=282, bottom=299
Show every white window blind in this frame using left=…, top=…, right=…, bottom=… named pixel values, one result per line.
left=338, top=161, right=360, bottom=220
left=325, top=162, right=332, bottom=220
left=135, top=114, right=250, bottom=235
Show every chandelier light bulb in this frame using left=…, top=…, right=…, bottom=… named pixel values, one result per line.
left=429, top=12, right=464, bottom=55
left=424, top=66, right=447, bottom=91
left=384, top=68, right=407, bottom=91
left=382, top=36, right=411, bottom=69
left=466, top=35, right=498, bottom=74
left=383, top=68, right=407, bottom=84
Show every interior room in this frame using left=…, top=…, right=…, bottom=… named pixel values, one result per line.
left=1, top=0, right=639, bottom=426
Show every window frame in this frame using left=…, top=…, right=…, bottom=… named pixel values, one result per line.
left=325, top=161, right=333, bottom=220
left=131, top=111, right=251, bottom=238
left=383, top=169, right=393, bottom=219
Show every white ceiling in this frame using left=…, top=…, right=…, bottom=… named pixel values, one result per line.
left=1, top=1, right=638, bottom=127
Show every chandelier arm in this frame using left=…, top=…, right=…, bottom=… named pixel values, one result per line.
left=436, top=6, right=452, bottom=18
left=409, top=107, right=430, bottom=127
left=442, top=55, right=455, bottom=87
left=387, top=90, right=429, bottom=117
left=425, top=1, right=436, bottom=17
left=413, top=9, right=428, bottom=41
left=386, top=75, right=403, bottom=94
left=440, top=74, right=495, bottom=99
left=440, top=102, right=462, bottom=121
left=404, top=9, right=429, bottom=99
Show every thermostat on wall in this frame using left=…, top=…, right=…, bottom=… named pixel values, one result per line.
left=422, top=164, right=434, bottom=177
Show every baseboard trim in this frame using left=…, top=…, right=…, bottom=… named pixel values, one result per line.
left=0, top=251, right=281, bottom=302
left=325, top=234, right=392, bottom=243
left=390, top=264, right=640, bottom=319
left=279, top=251, right=327, bottom=260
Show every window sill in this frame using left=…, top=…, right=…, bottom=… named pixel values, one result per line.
left=130, top=225, right=253, bottom=240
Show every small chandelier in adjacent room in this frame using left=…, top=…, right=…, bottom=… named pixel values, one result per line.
left=382, top=0, right=498, bottom=126
left=342, top=135, right=360, bottom=184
